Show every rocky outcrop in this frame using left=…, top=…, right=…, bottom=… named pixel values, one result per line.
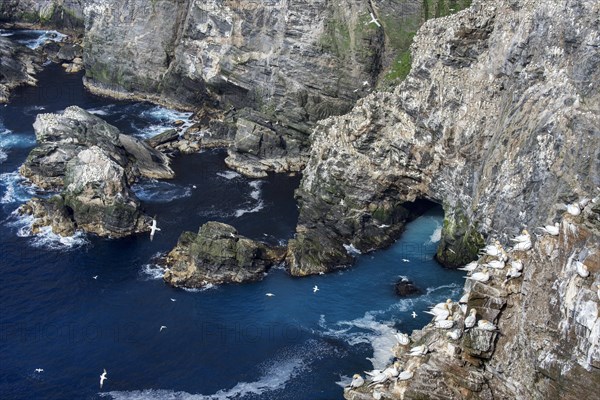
left=289, top=0, right=600, bottom=275
left=0, top=0, right=85, bottom=30
left=163, top=221, right=286, bottom=288
left=0, top=36, right=41, bottom=103
left=345, top=199, right=600, bottom=399
left=394, top=277, right=421, bottom=297
left=18, top=106, right=174, bottom=237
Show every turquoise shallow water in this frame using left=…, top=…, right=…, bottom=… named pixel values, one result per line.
left=0, top=30, right=465, bottom=400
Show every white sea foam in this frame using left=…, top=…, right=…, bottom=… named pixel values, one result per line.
left=0, top=172, right=35, bottom=204
left=0, top=29, right=14, bottom=37
left=0, top=149, right=6, bottom=164
left=216, top=171, right=241, bottom=180
left=132, top=180, right=192, bottom=203
left=140, top=263, right=166, bottom=281
left=181, top=283, right=216, bottom=293
left=133, top=106, right=193, bottom=139
left=100, top=340, right=328, bottom=400
left=8, top=211, right=88, bottom=250
left=18, top=30, right=67, bottom=49
left=235, top=181, right=264, bottom=217
left=318, top=313, right=396, bottom=370
left=343, top=243, right=362, bottom=256
left=335, top=375, right=353, bottom=388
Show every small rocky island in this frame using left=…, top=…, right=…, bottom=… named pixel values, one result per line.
left=163, top=222, right=286, bottom=288
left=19, top=106, right=174, bottom=237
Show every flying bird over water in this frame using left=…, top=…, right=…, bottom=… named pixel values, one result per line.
left=99, top=369, right=107, bottom=389
left=35, top=368, right=43, bottom=373
left=149, top=217, right=161, bottom=241
left=313, top=285, right=319, bottom=293
left=266, top=293, right=275, bottom=297
left=411, top=311, right=417, bottom=318
left=160, top=325, right=167, bottom=332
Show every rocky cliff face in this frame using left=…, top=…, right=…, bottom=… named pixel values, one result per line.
left=0, top=36, right=41, bottom=103
left=285, top=0, right=599, bottom=397
left=0, top=0, right=85, bottom=30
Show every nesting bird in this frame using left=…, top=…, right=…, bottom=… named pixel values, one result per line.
left=425, top=299, right=453, bottom=321
left=504, top=266, right=522, bottom=284
left=349, top=374, right=364, bottom=389
left=510, top=259, right=523, bottom=272
left=537, top=222, right=559, bottom=236
left=458, top=261, right=479, bottom=272
left=464, top=309, right=477, bottom=329
left=395, top=332, right=410, bottom=346
left=574, top=261, right=589, bottom=278
left=566, top=203, right=581, bottom=216
left=511, top=230, right=531, bottom=243
left=397, top=370, right=414, bottom=381
left=447, top=329, right=462, bottom=340
left=513, top=240, right=532, bottom=252
left=435, top=317, right=454, bottom=329
left=466, top=268, right=490, bottom=282
left=409, top=344, right=428, bottom=356
left=476, top=319, right=497, bottom=331
left=484, top=260, right=505, bottom=270
left=481, top=241, right=502, bottom=257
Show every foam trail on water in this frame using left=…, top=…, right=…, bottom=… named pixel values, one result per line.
left=132, top=179, right=192, bottom=203
left=216, top=171, right=241, bottom=180
left=101, top=340, right=328, bottom=400
left=132, top=106, right=193, bottom=139
left=235, top=181, right=264, bottom=217
left=17, top=30, right=67, bottom=49
left=0, top=29, right=14, bottom=37
left=139, top=253, right=167, bottom=280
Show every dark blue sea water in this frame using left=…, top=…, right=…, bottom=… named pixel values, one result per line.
left=0, top=31, right=465, bottom=400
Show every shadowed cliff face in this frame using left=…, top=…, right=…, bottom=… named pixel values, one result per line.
left=289, top=0, right=599, bottom=274
left=0, top=0, right=85, bottom=29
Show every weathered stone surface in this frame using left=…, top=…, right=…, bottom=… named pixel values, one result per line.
left=145, top=129, right=179, bottom=148
left=0, top=36, right=40, bottom=103
left=18, top=106, right=173, bottom=237
left=163, top=221, right=286, bottom=288
left=0, top=0, right=85, bottom=30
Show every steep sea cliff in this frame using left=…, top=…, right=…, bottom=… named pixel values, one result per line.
left=1, top=0, right=599, bottom=398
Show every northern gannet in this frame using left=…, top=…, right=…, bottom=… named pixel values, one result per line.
left=149, top=217, right=161, bottom=241
left=458, top=261, right=478, bottom=272
left=397, top=370, right=414, bottom=381
left=464, top=309, right=477, bottom=329
left=503, top=266, right=522, bottom=284
left=409, top=344, right=428, bottom=356
left=266, top=293, right=275, bottom=297
left=465, top=268, right=490, bottom=282
left=510, top=259, right=523, bottom=272
left=170, top=298, right=176, bottom=302
left=99, top=369, right=107, bottom=389
left=364, top=369, right=382, bottom=377
left=574, top=261, right=589, bottom=278
left=481, top=242, right=502, bottom=257
left=484, top=260, right=505, bottom=270
left=402, top=258, right=410, bottom=262
left=367, top=12, right=382, bottom=28
left=313, top=285, right=319, bottom=293
left=435, top=317, right=454, bottom=329
left=349, top=374, right=364, bottom=388
left=477, top=319, right=497, bottom=331
left=411, top=311, right=417, bottom=318
left=566, top=203, right=581, bottom=216
left=160, top=325, right=167, bottom=332
left=395, top=332, right=410, bottom=346
left=35, top=368, right=44, bottom=373
left=92, top=275, right=98, bottom=280
left=511, top=230, right=531, bottom=243
left=537, top=222, right=559, bottom=236
left=458, top=292, right=469, bottom=304
left=447, top=329, right=462, bottom=340
left=512, top=240, right=532, bottom=252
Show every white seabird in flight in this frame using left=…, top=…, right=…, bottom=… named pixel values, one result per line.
left=160, top=325, right=167, bottom=332
left=35, top=368, right=44, bottom=373
left=402, top=258, right=410, bottom=263
left=266, top=293, right=275, bottom=297
left=149, top=217, right=161, bottom=241
left=313, top=285, right=319, bottom=293
left=367, top=12, right=381, bottom=27
left=99, top=369, right=107, bottom=389
left=411, top=311, right=417, bottom=318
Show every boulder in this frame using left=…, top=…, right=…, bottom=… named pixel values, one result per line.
left=163, top=222, right=286, bottom=288
left=0, top=36, right=40, bottom=103
left=145, top=129, right=179, bottom=148
left=394, top=278, right=422, bottom=297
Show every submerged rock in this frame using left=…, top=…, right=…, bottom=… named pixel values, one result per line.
left=163, top=222, right=286, bottom=288
left=18, top=106, right=173, bottom=237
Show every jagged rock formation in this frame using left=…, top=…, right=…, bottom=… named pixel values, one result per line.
left=345, top=199, right=600, bottom=399
left=18, top=106, right=174, bottom=237
left=163, top=221, right=286, bottom=288
left=0, top=0, right=85, bottom=30
left=289, top=0, right=600, bottom=275
left=0, top=36, right=41, bottom=103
